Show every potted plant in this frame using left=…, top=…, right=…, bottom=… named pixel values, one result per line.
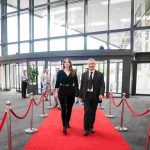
left=28, top=65, right=39, bottom=94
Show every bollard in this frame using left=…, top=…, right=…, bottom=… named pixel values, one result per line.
left=105, top=90, right=114, bottom=118
left=40, top=90, right=48, bottom=118
left=25, top=93, right=38, bottom=133
left=115, top=93, right=128, bottom=131
left=6, top=101, right=12, bottom=150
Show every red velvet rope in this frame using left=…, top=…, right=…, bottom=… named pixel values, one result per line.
left=10, top=100, right=32, bottom=119
left=111, top=97, right=123, bottom=107
left=125, top=99, right=150, bottom=116
left=0, top=111, right=7, bottom=132
left=32, top=96, right=43, bottom=106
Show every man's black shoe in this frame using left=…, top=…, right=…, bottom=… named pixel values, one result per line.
left=83, top=130, right=89, bottom=136
left=89, top=128, right=95, bottom=133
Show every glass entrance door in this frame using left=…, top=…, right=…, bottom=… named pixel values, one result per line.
left=109, top=59, right=123, bottom=96
left=16, top=62, right=27, bottom=92
left=37, top=61, right=45, bottom=93
left=136, top=63, right=150, bottom=94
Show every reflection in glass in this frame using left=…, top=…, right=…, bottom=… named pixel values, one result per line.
left=50, top=4, right=65, bottom=37
left=87, top=34, right=107, bottom=50
left=37, top=61, right=45, bottom=93
left=109, top=59, right=123, bottom=95
left=134, top=0, right=150, bottom=27
left=134, top=30, right=150, bottom=52
left=7, top=1, right=17, bottom=13
left=68, top=36, right=84, bottom=50
left=6, top=64, right=10, bottom=90
left=8, top=44, right=18, bottom=55
left=50, top=38, right=65, bottom=51
left=34, top=40, right=47, bottom=52
left=20, top=42, right=30, bottom=54
left=136, top=63, right=150, bottom=94
left=109, top=32, right=130, bottom=49
left=34, top=0, right=47, bottom=6
left=67, top=1, right=84, bottom=35
left=7, top=14, right=18, bottom=42
left=0, top=65, right=5, bottom=90
left=10, top=64, right=16, bottom=89
left=20, top=11, right=29, bottom=41
left=109, top=0, right=131, bottom=29
left=98, top=60, right=107, bottom=93
left=20, top=0, right=29, bottom=9
left=87, top=0, right=108, bottom=32
left=34, top=7, right=48, bottom=39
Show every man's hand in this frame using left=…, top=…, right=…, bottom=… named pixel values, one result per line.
left=99, top=95, right=103, bottom=101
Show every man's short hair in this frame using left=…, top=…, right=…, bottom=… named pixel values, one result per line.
left=87, top=58, right=96, bottom=63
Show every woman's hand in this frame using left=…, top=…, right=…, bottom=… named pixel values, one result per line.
left=54, top=89, right=58, bottom=99
left=99, top=95, right=103, bottom=101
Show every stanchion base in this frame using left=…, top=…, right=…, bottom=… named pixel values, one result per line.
left=105, top=114, right=115, bottom=118
left=40, top=114, right=48, bottom=118
left=115, top=126, right=128, bottom=131
left=25, top=128, right=38, bottom=133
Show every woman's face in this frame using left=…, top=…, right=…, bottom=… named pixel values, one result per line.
left=64, top=60, right=71, bottom=69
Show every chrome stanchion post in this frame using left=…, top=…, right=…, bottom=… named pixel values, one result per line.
left=145, top=119, right=150, bottom=150
left=47, top=89, right=54, bottom=109
left=40, top=90, right=48, bottom=118
left=105, top=90, right=114, bottom=118
left=6, top=101, right=12, bottom=150
left=115, top=93, right=128, bottom=131
left=25, top=93, right=38, bottom=133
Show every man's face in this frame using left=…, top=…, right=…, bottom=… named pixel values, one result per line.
left=88, top=60, right=96, bottom=71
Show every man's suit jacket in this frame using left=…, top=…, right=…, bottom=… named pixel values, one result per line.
left=79, top=70, right=105, bottom=103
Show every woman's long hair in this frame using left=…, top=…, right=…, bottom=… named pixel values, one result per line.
left=62, top=58, right=75, bottom=77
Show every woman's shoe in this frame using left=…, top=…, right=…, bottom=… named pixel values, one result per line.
left=66, top=123, right=70, bottom=128
left=63, top=126, right=67, bottom=134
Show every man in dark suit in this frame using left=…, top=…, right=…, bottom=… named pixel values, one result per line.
left=79, top=58, right=105, bottom=136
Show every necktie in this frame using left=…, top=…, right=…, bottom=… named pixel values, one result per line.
left=88, top=72, right=93, bottom=90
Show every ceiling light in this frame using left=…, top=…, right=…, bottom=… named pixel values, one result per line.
left=101, top=0, right=131, bottom=5
left=69, top=7, right=82, bottom=12
left=69, top=24, right=84, bottom=28
left=120, top=18, right=130, bottom=23
left=91, top=21, right=106, bottom=26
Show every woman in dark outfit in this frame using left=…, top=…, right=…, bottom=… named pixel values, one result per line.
left=55, top=58, right=78, bottom=134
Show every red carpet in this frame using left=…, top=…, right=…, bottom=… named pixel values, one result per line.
left=24, top=108, right=131, bottom=150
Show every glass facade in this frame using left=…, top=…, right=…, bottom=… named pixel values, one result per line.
left=68, top=1, right=84, bottom=35
left=134, top=0, right=150, bottom=27
left=87, top=0, right=108, bottom=32
left=20, top=11, right=29, bottom=41
left=1, top=0, right=145, bottom=54
left=50, top=4, right=65, bottom=37
left=0, top=0, right=150, bottom=95
left=136, top=63, right=150, bottom=94
left=134, top=29, right=150, bottom=52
